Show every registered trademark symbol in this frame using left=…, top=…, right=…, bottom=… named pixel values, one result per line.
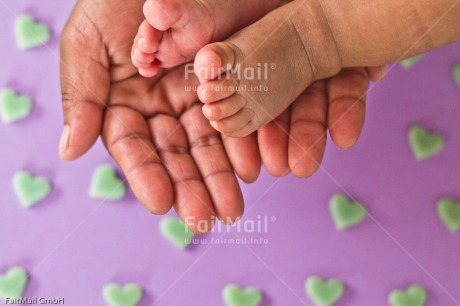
left=270, top=63, right=276, bottom=70
left=270, top=216, right=276, bottom=222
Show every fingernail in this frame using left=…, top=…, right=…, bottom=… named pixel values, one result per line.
left=203, top=106, right=213, bottom=118
left=144, top=0, right=153, bottom=10
left=138, top=38, right=145, bottom=50
left=132, top=49, right=139, bottom=61
left=198, top=86, right=208, bottom=101
left=210, top=121, right=218, bottom=130
left=59, top=125, right=70, bottom=157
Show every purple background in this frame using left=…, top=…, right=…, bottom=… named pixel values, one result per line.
left=1, top=1, right=460, bottom=305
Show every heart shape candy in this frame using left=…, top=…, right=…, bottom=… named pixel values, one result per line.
left=222, top=284, right=262, bottom=306
left=408, top=125, right=444, bottom=160
left=103, top=283, right=143, bottom=306
left=0, top=88, right=32, bottom=124
left=89, top=165, right=126, bottom=200
left=437, top=198, right=460, bottom=232
left=15, top=15, right=51, bottom=50
left=13, top=171, right=51, bottom=208
left=159, top=217, right=194, bottom=250
left=453, top=64, right=460, bottom=87
left=329, top=194, right=366, bottom=230
left=401, top=55, right=424, bottom=69
left=305, top=276, right=344, bottom=306
left=389, top=285, right=427, bottom=306
left=0, top=267, right=28, bottom=299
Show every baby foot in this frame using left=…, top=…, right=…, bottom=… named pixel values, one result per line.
left=194, top=1, right=342, bottom=137
left=132, top=0, right=283, bottom=77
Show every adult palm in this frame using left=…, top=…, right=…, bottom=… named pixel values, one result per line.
left=59, top=0, right=265, bottom=232
left=59, top=0, right=385, bottom=232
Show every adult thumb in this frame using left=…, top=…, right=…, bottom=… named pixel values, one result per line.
left=59, top=15, right=109, bottom=161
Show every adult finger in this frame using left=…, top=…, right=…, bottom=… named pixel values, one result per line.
left=288, top=81, right=328, bottom=178
left=222, top=134, right=261, bottom=183
left=182, top=106, right=244, bottom=224
left=149, top=112, right=216, bottom=233
left=156, top=65, right=262, bottom=184
left=327, top=68, right=369, bottom=149
left=367, top=65, right=388, bottom=82
left=59, top=9, right=110, bottom=160
left=258, top=110, right=291, bottom=177
left=102, top=106, right=174, bottom=215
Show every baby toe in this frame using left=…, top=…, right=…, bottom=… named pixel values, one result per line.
left=132, top=49, right=156, bottom=68
left=194, top=42, right=238, bottom=83
left=197, top=79, right=238, bottom=103
left=134, top=49, right=156, bottom=63
left=211, top=108, right=256, bottom=137
left=139, top=64, right=160, bottom=78
left=202, top=96, right=245, bottom=121
left=143, top=0, right=184, bottom=31
left=137, top=20, right=160, bottom=54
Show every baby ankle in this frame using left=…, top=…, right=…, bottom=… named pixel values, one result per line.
left=288, top=0, right=342, bottom=81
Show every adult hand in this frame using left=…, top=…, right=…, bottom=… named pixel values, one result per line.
left=258, top=65, right=387, bottom=178
left=59, top=0, right=261, bottom=232
left=59, top=0, right=386, bottom=231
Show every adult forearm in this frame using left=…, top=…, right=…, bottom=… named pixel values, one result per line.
left=321, top=0, right=460, bottom=67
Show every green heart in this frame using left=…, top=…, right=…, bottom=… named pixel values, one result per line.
left=89, top=165, right=126, bottom=200
left=453, top=64, right=460, bottom=88
left=13, top=171, right=51, bottom=208
left=103, top=283, right=142, bottom=306
left=329, top=194, right=366, bottom=230
left=15, top=15, right=51, bottom=50
left=400, top=55, right=424, bottom=69
left=159, top=217, right=194, bottom=250
left=0, top=267, right=28, bottom=299
left=305, top=276, right=344, bottom=306
left=437, top=198, right=460, bottom=232
left=408, top=125, right=444, bottom=160
left=389, top=285, right=427, bottom=306
left=0, top=88, right=33, bottom=124
left=222, top=284, right=262, bottom=306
